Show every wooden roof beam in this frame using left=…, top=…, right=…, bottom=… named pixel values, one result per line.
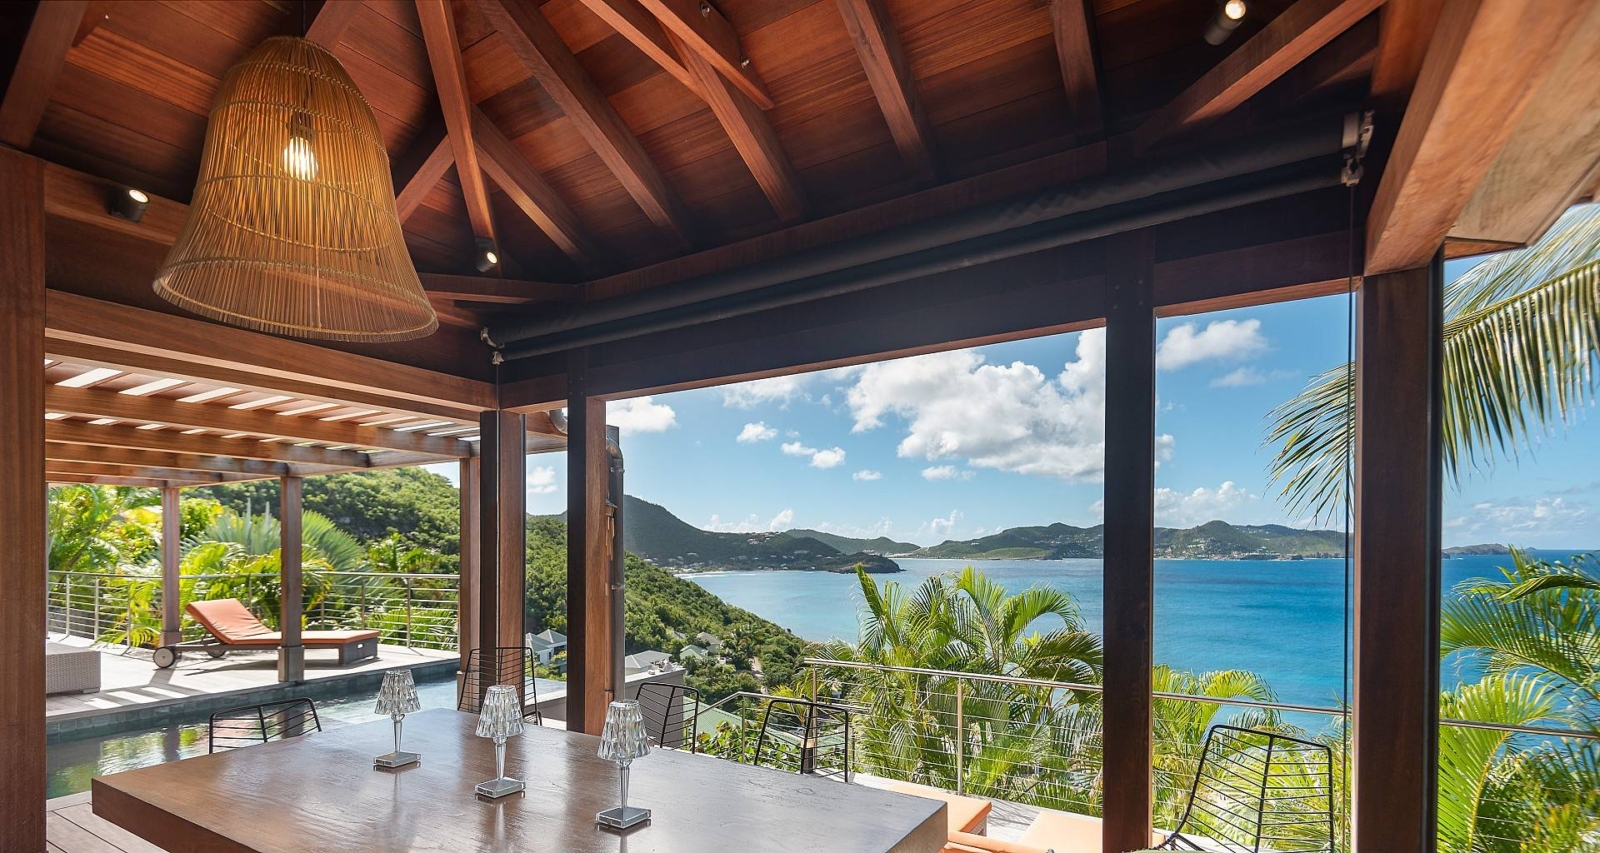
left=46, top=420, right=375, bottom=467
left=479, top=0, right=695, bottom=250
left=1368, top=0, right=1445, bottom=109
left=416, top=0, right=499, bottom=246
left=668, top=30, right=806, bottom=222
left=1046, top=0, right=1103, bottom=138
left=46, top=460, right=262, bottom=485
left=0, top=0, right=90, bottom=148
left=636, top=0, right=773, bottom=109
left=1366, top=0, right=1588, bottom=274
left=420, top=271, right=581, bottom=304
left=44, top=443, right=334, bottom=478
left=48, top=473, right=215, bottom=489
left=470, top=107, right=604, bottom=273
left=304, top=0, right=364, bottom=48
left=572, top=0, right=700, bottom=92
left=835, top=0, right=937, bottom=184
left=45, top=385, right=471, bottom=457
left=1130, top=0, right=1384, bottom=154
left=393, top=123, right=455, bottom=224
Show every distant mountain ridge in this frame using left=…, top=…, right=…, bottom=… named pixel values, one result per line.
left=909, top=519, right=1350, bottom=560
left=786, top=529, right=920, bottom=556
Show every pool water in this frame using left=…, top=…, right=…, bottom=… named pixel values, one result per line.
left=46, top=677, right=550, bottom=798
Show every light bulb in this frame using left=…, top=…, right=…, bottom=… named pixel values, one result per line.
left=127, top=188, right=149, bottom=204
left=485, top=250, right=499, bottom=265
left=283, top=135, right=318, bottom=180
left=1223, top=0, right=1246, bottom=20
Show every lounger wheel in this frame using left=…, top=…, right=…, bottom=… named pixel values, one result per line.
left=153, top=646, right=180, bottom=669
left=207, top=647, right=228, bottom=659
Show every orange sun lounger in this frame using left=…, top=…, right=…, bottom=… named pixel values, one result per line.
left=152, top=598, right=380, bottom=669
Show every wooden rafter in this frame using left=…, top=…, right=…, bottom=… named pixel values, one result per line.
left=835, top=0, right=937, bottom=183
left=393, top=124, right=455, bottom=224
left=572, top=0, right=699, bottom=93
left=45, top=460, right=259, bottom=484
left=420, top=271, right=581, bottom=304
left=668, top=30, right=806, bottom=222
left=1130, top=0, right=1385, bottom=154
left=45, top=420, right=374, bottom=467
left=0, top=0, right=90, bottom=148
left=44, top=443, right=333, bottom=478
left=471, top=107, right=603, bottom=273
left=1368, top=0, right=1446, bottom=109
left=48, top=473, right=208, bottom=489
left=416, top=0, right=498, bottom=244
left=637, top=0, right=773, bottom=109
left=45, top=385, right=471, bottom=457
left=1046, top=0, right=1102, bottom=138
left=1366, top=0, right=1588, bottom=274
left=304, top=0, right=364, bottom=48
left=479, top=0, right=694, bottom=249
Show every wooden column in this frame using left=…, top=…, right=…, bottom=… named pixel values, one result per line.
left=477, top=411, right=526, bottom=660
left=1101, top=229, right=1156, bottom=853
left=1352, top=259, right=1442, bottom=853
left=0, top=144, right=47, bottom=853
left=457, top=455, right=481, bottom=679
left=160, top=486, right=182, bottom=647
left=278, top=476, right=304, bottom=683
left=566, top=352, right=612, bottom=734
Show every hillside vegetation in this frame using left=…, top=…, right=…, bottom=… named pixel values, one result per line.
left=910, top=520, right=1348, bottom=560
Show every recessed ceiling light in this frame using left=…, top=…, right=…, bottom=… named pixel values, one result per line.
left=358, top=414, right=415, bottom=427
left=137, top=424, right=166, bottom=430
left=57, top=367, right=123, bottom=388
left=1205, top=0, right=1247, bottom=44
left=44, top=412, right=69, bottom=420
left=320, top=409, right=379, bottom=422
left=394, top=420, right=454, bottom=432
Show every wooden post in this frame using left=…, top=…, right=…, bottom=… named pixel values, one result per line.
left=1352, top=259, right=1442, bottom=853
left=0, top=145, right=47, bottom=853
left=457, top=455, right=481, bottom=681
left=1102, top=229, right=1156, bottom=853
left=566, top=352, right=612, bottom=734
left=477, top=411, right=526, bottom=662
left=278, top=476, right=304, bottom=683
left=160, top=486, right=182, bottom=647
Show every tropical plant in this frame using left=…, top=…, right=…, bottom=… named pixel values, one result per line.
left=1149, top=666, right=1283, bottom=826
left=46, top=485, right=159, bottom=574
left=1265, top=203, right=1600, bottom=520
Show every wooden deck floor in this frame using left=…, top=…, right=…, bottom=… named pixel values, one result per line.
left=46, top=793, right=167, bottom=853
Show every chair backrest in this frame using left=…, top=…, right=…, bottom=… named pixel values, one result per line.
left=753, top=697, right=851, bottom=782
left=209, top=698, right=320, bottom=753
left=1162, top=725, right=1335, bottom=853
left=636, top=681, right=700, bottom=752
left=187, top=598, right=274, bottom=639
left=459, top=646, right=540, bottom=722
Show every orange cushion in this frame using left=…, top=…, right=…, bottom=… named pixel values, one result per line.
left=876, top=779, right=993, bottom=835
left=187, top=599, right=274, bottom=642
left=302, top=630, right=381, bottom=644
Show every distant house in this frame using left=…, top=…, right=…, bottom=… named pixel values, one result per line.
left=678, top=644, right=708, bottom=662
left=624, top=650, right=672, bottom=675
left=694, top=631, right=723, bottom=650
left=526, top=629, right=567, bottom=669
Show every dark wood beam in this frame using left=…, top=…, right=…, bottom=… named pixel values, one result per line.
left=476, top=410, right=526, bottom=693
left=1368, top=0, right=1445, bottom=109
left=1130, top=0, right=1384, bottom=153
left=636, top=0, right=774, bottom=108
left=44, top=385, right=471, bottom=457
left=1366, top=0, right=1587, bottom=274
left=1258, top=15, right=1378, bottom=113
left=46, top=419, right=375, bottom=468
left=304, top=0, right=364, bottom=48
left=0, top=146, right=47, bottom=853
left=1450, top=3, right=1600, bottom=248
left=420, top=271, right=581, bottom=305
left=565, top=352, right=611, bottom=733
left=470, top=107, right=603, bottom=273
left=0, top=0, right=89, bottom=148
left=279, top=476, right=305, bottom=682
left=573, top=0, right=699, bottom=93
left=45, top=290, right=496, bottom=413
left=668, top=30, right=806, bottom=222
left=836, top=0, right=937, bottom=183
left=416, top=0, right=499, bottom=244
left=394, top=126, right=454, bottom=225
left=161, top=486, right=182, bottom=646
left=1100, top=229, right=1155, bottom=853
left=1046, top=0, right=1102, bottom=138
left=44, top=443, right=328, bottom=478
left=1353, top=260, right=1442, bottom=853
left=480, top=0, right=694, bottom=250
left=73, top=1, right=111, bottom=46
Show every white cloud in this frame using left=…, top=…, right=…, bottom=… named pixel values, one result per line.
left=768, top=508, right=795, bottom=529
left=1156, top=319, right=1268, bottom=371
left=737, top=422, right=778, bottom=443
left=852, top=469, right=883, bottom=481
left=1153, top=481, right=1260, bottom=527
left=1445, top=495, right=1592, bottom=543
left=781, top=440, right=815, bottom=457
left=1210, top=367, right=1297, bottom=388
left=921, top=465, right=974, bottom=481
left=810, top=447, right=847, bottom=469
left=920, top=509, right=964, bottom=541
left=704, top=508, right=797, bottom=533
left=527, top=466, right=558, bottom=496
left=721, top=375, right=808, bottom=409
left=607, top=396, right=677, bottom=432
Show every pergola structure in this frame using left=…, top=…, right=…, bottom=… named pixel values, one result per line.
left=3, top=0, right=1598, bottom=851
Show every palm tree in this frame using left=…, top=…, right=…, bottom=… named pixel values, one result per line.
left=1265, top=203, right=1600, bottom=520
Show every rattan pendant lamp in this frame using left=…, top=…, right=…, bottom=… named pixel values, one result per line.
left=154, top=36, right=437, bottom=342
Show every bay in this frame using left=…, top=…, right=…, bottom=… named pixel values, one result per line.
left=688, top=551, right=1584, bottom=710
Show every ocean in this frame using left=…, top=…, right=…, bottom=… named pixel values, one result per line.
left=687, top=551, right=1584, bottom=711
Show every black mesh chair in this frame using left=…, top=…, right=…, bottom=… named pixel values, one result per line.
left=208, top=698, right=321, bottom=753
left=752, top=697, right=851, bottom=782
left=636, top=681, right=701, bottom=752
left=1160, top=725, right=1336, bottom=853
left=458, top=646, right=542, bottom=725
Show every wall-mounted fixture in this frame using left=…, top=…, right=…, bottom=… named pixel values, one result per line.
left=110, top=187, right=149, bottom=223
left=1204, top=0, right=1247, bottom=45
left=475, top=237, right=500, bottom=273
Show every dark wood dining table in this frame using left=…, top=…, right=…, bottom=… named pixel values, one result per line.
left=91, top=708, right=948, bottom=853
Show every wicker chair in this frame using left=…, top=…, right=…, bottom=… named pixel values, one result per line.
left=209, top=698, right=321, bottom=753
left=458, top=646, right=543, bottom=724
left=1159, top=725, right=1336, bottom=853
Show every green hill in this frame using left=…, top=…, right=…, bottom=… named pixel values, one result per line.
left=786, top=529, right=919, bottom=555
left=911, top=520, right=1347, bottom=560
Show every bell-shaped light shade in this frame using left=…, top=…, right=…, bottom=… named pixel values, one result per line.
left=374, top=669, right=421, bottom=716
left=153, top=36, right=437, bottom=342
left=475, top=685, right=526, bottom=740
left=597, top=701, right=650, bottom=762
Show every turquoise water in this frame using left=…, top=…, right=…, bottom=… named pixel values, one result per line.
left=689, top=551, right=1584, bottom=710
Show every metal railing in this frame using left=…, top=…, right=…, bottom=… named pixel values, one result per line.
left=45, top=569, right=461, bottom=652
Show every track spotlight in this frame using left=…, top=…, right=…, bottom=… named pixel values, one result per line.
left=1203, top=0, right=1247, bottom=45
left=475, top=237, right=500, bottom=273
left=110, top=186, right=149, bottom=223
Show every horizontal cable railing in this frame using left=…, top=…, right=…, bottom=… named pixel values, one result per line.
left=45, top=568, right=461, bottom=652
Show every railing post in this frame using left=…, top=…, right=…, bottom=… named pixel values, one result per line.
left=404, top=579, right=414, bottom=649
left=62, top=576, right=72, bottom=638
left=93, top=576, right=101, bottom=639
left=955, top=679, right=966, bottom=795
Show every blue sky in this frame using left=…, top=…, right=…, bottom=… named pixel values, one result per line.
left=431, top=259, right=1599, bottom=549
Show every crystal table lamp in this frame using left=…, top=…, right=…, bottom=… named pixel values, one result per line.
left=475, top=685, right=526, bottom=798
left=596, top=700, right=652, bottom=829
left=373, top=669, right=423, bottom=768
